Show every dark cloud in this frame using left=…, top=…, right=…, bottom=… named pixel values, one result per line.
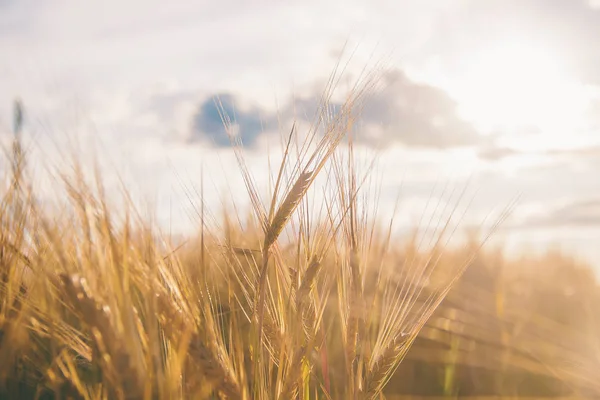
left=187, top=69, right=482, bottom=150
left=522, top=198, right=600, bottom=228
left=191, top=93, right=273, bottom=147
left=423, top=0, right=600, bottom=85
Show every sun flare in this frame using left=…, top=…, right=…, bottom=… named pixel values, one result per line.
left=452, top=39, right=588, bottom=143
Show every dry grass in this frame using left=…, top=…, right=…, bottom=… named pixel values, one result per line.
left=1, top=67, right=599, bottom=400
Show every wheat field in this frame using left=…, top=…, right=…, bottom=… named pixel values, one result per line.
left=1, top=68, right=599, bottom=400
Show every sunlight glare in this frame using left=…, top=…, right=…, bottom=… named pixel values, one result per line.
left=454, top=39, right=588, bottom=140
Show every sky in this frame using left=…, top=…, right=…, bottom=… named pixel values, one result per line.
left=2, top=0, right=600, bottom=266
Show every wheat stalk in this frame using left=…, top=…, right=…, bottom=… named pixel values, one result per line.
left=60, top=273, right=144, bottom=399
left=154, top=288, right=243, bottom=400
left=296, top=255, right=321, bottom=311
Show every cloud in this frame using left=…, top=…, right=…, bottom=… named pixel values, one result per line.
left=478, top=146, right=521, bottom=161
left=274, top=69, right=482, bottom=149
left=0, top=0, right=36, bottom=36
left=477, top=143, right=600, bottom=163
left=183, top=68, right=483, bottom=150
left=354, top=70, right=482, bottom=148
left=191, top=93, right=274, bottom=147
left=521, top=198, right=600, bottom=228
left=545, top=145, right=600, bottom=158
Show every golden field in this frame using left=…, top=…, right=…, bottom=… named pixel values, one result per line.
left=1, top=71, right=599, bottom=399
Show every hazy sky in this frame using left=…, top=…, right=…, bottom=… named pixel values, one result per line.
left=2, top=0, right=600, bottom=265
